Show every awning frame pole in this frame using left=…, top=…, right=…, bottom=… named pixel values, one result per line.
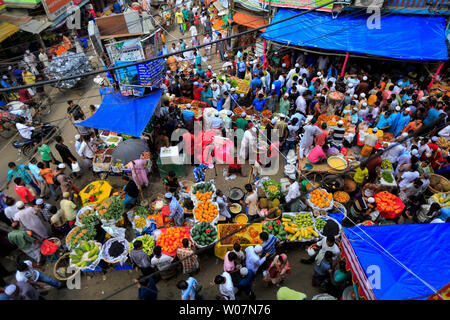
left=340, top=51, right=349, bottom=77
left=427, top=61, right=445, bottom=92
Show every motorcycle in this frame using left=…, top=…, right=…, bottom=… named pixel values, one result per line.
left=12, top=122, right=61, bottom=158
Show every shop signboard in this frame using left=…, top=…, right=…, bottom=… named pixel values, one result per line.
left=42, top=0, right=74, bottom=21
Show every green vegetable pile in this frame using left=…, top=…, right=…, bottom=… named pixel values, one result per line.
left=315, top=218, right=327, bottom=231
left=191, top=222, right=217, bottom=246
left=129, top=234, right=155, bottom=255
left=103, top=196, right=124, bottom=221
left=262, top=179, right=283, bottom=200
left=294, top=213, right=314, bottom=228
left=192, top=182, right=214, bottom=194
left=262, top=220, right=286, bottom=240
left=70, top=241, right=100, bottom=268
left=381, top=159, right=393, bottom=171
left=134, top=206, right=149, bottom=217
left=382, top=171, right=394, bottom=183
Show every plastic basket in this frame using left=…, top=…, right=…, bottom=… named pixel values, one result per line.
left=54, top=253, right=80, bottom=281
left=111, top=163, right=124, bottom=173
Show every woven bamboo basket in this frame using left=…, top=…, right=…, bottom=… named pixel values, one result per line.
left=54, top=253, right=80, bottom=281
left=428, top=174, right=450, bottom=195
left=180, top=179, right=195, bottom=191
left=149, top=193, right=166, bottom=213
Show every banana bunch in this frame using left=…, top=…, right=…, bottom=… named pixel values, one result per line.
left=70, top=240, right=101, bottom=268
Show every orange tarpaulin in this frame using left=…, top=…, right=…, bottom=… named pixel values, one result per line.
left=233, top=12, right=268, bottom=32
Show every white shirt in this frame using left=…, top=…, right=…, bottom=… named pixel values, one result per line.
left=15, top=260, right=39, bottom=282
left=364, top=133, right=378, bottom=147
left=4, top=205, right=19, bottom=221
left=38, top=52, right=49, bottom=67
left=295, top=96, right=307, bottom=114
left=316, top=238, right=341, bottom=264
left=286, top=181, right=300, bottom=203
left=219, top=272, right=235, bottom=300
left=317, top=56, right=329, bottom=70
left=16, top=123, right=34, bottom=139
left=245, top=246, right=266, bottom=274
left=151, top=254, right=174, bottom=271
left=189, top=25, right=198, bottom=37
left=77, top=141, right=94, bottom=159
left=398, top=171, right=420, bottom=188
left=203, top=36, right=211, bottom=50
left=438, top=125, right=450, bottom=138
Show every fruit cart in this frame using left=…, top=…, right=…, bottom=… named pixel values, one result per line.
left=214, top=223, right=263, bottom=260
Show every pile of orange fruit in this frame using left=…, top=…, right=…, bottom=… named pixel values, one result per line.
left=194, top=200, right=219, bottom=222
left=195, top=191, right=213, bottom=201
left=309, top=189, right=333, bottom=209
left=156, top=227, right=190, bottom=256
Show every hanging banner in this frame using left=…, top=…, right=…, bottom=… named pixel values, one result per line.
left=42, top=0, right=74, bottom=21
left=114, top=60, right=140, bottom=86
left=137, top=59, right=164, bottom=88
left=257, top=0, right=333, bottom=11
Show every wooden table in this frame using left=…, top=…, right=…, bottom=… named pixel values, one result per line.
left=296, top=146, right=356, bottom=177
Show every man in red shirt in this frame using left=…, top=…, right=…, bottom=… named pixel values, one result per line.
left=315, top=123, right=329, bottom=146
left=14, top=177, right=34, bottom=204
left=193, top=81, right=203, bottom=101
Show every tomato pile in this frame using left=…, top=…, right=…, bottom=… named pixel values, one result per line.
left=156, top=227, right=190, bottom=256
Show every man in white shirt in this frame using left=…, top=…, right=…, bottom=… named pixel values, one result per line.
left=77, top=136, right=95, bottom=169
left=295, top=93, right=307, bottom=114
left=38, top=48, right=49, bottom=68
left=302, top=235, right=340, bottom=265
left=245, top=245, right=268, bottom=274
left=285, top=174, right=300, bottom=203
left=214, top=271, right=235, bottom=300
left=16, top=122, right=39, bottom=140
left=16, top=260, right=62, bottom=288
left=151, top=246, right=174, bottom=275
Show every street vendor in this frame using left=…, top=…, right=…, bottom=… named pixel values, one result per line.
left=241, top=183, right=259, bottom=223
left=120, top=175, right=139, bottom=208
left=349, top=196, right=376, bottom=223
left=193, top=163, right=209, bottom=183
left=285, top=174, right=301, bottom=211
left=164, top=171, right=180, bottom=194
left=216, top=189, right=232, bottom=222
left=165, top=193, right=184, bottom=227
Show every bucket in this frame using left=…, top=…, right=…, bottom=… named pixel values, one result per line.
left=81, top=37, right=88, bottom=49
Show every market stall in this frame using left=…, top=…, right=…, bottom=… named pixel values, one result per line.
left=340, top=223, right=450, bottom=300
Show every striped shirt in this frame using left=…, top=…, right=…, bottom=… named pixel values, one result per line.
left=332, top=127, right=346, bottom=146
left=262, top=234, right=277, bottom=255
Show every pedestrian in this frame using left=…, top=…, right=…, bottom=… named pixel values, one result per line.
left=312, top=251, right=333, bottom=287
left=66, top=100, right=85, bottom=120
left=133, top=277, right=158, bottom=300
left=36, top=141, right=57, bottom=168
left=4, top=197, right=19, bottom=222
left=74, top=134, right=83, bottom=155
left=6, top=162, right=41, bottom=196
left=60, top=192, right=77, bottom=226
left=232, top=243, right=246, bottom=265
left=224, top=251, right=242, bottom=285
left=216, top=189, right=232, bottom=222
left=263, top=253, right=291, bottom=286
left=236, top=267, right=256, bottom=300
left=129, top=240, right=153, bottom=276
left=214, top=272, right=235, bottom=300
left=55, top=163, right=80, bottom=195
left=37, top=162, right=58, bottom=201
left=77, top=135, right=95, bottom=170
left=176, top=238, right=200, bottom=275
left=14, top=201, right=49, bottom=240
left=259, top=231, right=279, bottom=260
left=55, top=136, right=79, bottom=178
left=8, top=221, right=43, bottom=265
left=216, top=33, right=226, bottom=62
left=177, top=277, right=202, bottom=300
left=245, top=245, right=269, bottom=274
left=126, top=159, right=149, bottom=188
left=1, top=285, right=20, bottom=300
left=35, top=198, right=52, bottom=223
left=15, top=260, right=62, bottom=289
left=27, top=158, right=46, bottom=199
left=193, top=163, right=209, bottom=183
left=48, top=205, right=70, bottom=236
left=166, top=192, right=184, bottom=227
left=13, top=178, right=34, bottom=204
left=175, top=8, right=185, bottom=34
left=151, top=246, right=176, bottom=280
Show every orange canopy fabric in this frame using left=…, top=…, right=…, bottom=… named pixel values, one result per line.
left=233, top=12, right=268, bottom=32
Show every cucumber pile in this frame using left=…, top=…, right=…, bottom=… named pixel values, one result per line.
left=191, top=222, right=217, bottom=246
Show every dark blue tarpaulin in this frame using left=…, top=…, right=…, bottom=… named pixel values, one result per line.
left=342, top=223, right=450, bottom=300
left=261, top=9, right=448, bottom=61
left=79, top=89, right=163, bottom=137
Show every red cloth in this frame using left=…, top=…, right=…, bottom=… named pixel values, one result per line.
left=18, top=89, right=33, bottom=105
left=193, top=87, right=203, bottom=101
left=14, top=185, right=34, bottom=203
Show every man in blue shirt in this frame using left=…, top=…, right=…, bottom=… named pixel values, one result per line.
left=6, top=162, right=40, bottom=195
left=250, top=76, right=262, bottom=96
left=182, top=104, right=195, bottom=130
left=179, top=39, right=186, bottom=51
left=134, top=277, right=158, bottom=300
left=386, top=106, right=401, bottom=133
left=376, top=111, right=393, bottom=131
left=113, top=0, right=122, bottom=14
left=236, top=267, right=256, bottom=300
left=271, top=79, right=282, bottom=96
left=193, top=163, right=209, bottom=183
left=13, top=67, right=23, bottom=83
left=252, top=93, right=266, bottom=113
left=260, top=232, right=278, bottom=258
left=177, top=277, right=201, bottom=300
left=423, top=107, right=440, bottom=127
left=196, top=64, right=205, bottom=79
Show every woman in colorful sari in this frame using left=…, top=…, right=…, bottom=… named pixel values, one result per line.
left=263, top=253, right=291, bottom=286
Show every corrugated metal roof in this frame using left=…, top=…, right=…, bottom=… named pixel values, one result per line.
left=0, top=21, right=19, bottom=42
left=19, top=18, right=52, bottom=34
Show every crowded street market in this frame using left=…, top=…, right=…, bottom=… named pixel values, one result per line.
left=0, top=0, right=449, bottom=303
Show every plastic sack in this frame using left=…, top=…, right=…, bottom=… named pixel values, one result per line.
left=71, top=161, right=81, bottom=173
left=101, top=223, right=126, bottom=239
left=101, top=238, right=129, bottom=265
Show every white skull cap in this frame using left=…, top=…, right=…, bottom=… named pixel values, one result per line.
left=251, top=127, right=257, bottom=132
left=407, top=100, right=413, bottom=105
left=363, top=76, right=368, bottom=81
left=368, top=197, right=375, bottom=203
left=254, top=245, right=263, bottom=253
left=338, top=120, right=344, bottom=125
left=362, top=102, right=367, bottom=107
left=353, top=94, right=358, bottom=98
left=295, top=63, right=300, bottom=67
left=186, top=104, right=191, bottom=109
left=348, top=83, right=353, bottom=88
left=372, top=127, right=378, bottom=133
left=360, top=93, right=366, bottom=98
left=395, top=106, right=401, bottom=111
left=317, top=72, right=322, bottom=76
left=432, top=136, right=438, bottom=142
left=241, top=112, right=246, bottom=117
left=282, top=63, right=286, bottom=67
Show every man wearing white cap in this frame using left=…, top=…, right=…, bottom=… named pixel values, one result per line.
left=35, top=198, right=52, bottom=222
left=166, top=192, right=184, bottom=227
left=346, top=82, right=355, bottom=97
left=2, top=285, right=19, bottom=300
left=355, top=76, right=369, bottom=96
left=14, top=201, right=49, bottom=240
left=210, top=111, right=224, bottom=133
left=285, top=174, right=301, bottom=211
left=245, top=245, right=270, bottom=274
left=236, top=267, right=256, bottom=299
left=239, top=126, right=257, bottom=160
left=55, top=163, right=80, bottom=195
left=384, top=106, right=402, bottom=134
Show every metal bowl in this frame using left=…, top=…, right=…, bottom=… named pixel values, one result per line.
left=229, top=187, right=244, bottom=202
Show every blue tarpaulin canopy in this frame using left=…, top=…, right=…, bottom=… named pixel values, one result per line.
left=79, top=89, right=163, bottom=137
left=341, top=223, right=450, bottom=300
left=261, top=9, right=449, bottom=61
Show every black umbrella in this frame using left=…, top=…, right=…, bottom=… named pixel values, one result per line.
left=111, top=138, right=148, bottom=165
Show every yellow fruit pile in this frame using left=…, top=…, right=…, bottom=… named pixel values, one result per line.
left=194, top=200, right=218, bottom=223
left=309, top=189, right=332, bottom=209
left=195, top=191, right=213, bottom=201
